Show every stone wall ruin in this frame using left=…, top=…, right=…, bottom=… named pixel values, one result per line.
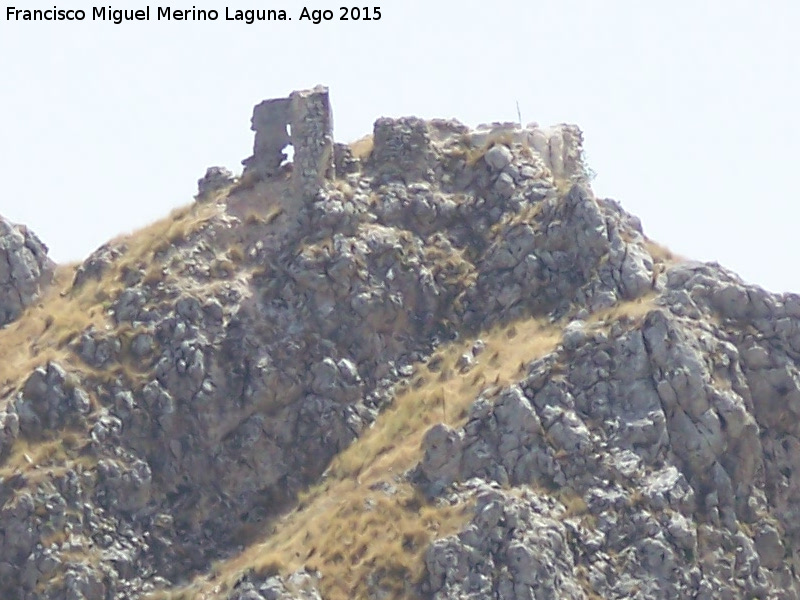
left=365, top=117, right=588, bottom=186
left=240, top=86, right=588, bottom=202
left=242, top=85, right=334, bottom=199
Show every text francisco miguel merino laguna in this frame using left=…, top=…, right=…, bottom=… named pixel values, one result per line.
left=4, top=6, right=360, bottom=24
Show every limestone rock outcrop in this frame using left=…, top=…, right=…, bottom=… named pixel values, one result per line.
left=197, top=166, right=236, bottom=200
left=0, top=216, right=53, bottom=326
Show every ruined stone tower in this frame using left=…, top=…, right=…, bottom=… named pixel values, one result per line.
left=242, top=85, right=334, bottom=199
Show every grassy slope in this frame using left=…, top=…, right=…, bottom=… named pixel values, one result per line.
left=148, top=287, right=659, bottom=599
left=0, top=200, right=226, bottom=490
left=0, top=200, right=224, bottom=389
left=151, top=316, right=567, bottom=600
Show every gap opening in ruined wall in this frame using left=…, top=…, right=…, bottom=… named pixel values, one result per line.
left=282, top=124, right=294, bottom=166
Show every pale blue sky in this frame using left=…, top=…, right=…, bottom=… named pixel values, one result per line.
left=1, top=2, right=798, bottom=291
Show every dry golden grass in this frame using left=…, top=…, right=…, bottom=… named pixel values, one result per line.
left=0, top=202, right=222, bottom=395
left=111, top=201, right=223, bottom=277
left=241, top=202, right=284, bottom=228
left=554, top=176, right=575, bottom=196
left=349, top=135, right=374, bottom=161
left=645, top=239, right=681, bottom=266
left=227, top=245, right=245, bottom=263
left=148, top=481, right=469, bottom=600
left=0, top=201, right=231, bottom=494
left=0, top=264, right=110, bottom=393
left=0, top=432, right=96, bottom=486
left=331, top=317, right=563, bottom=483
left=585, top=292, right=658, bottom=329
left=465, top=131, right=515, bottom=167
left=332, top=179, right=355, bottom=199
left=253, top=486, right=469, bottom=600
left=0, top=438, right=65, bottom=477
left=556, top=487, right=589, bottom=518
left=40, top=527, right=72, bottom=550
left=628, top=489, right=646, bottom=509
left=151, top=315, right=563, bottom=600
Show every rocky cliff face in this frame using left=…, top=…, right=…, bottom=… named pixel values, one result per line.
left=0, top=104, right=798, bottom=600
left=0, top=216, right=53, bottom=327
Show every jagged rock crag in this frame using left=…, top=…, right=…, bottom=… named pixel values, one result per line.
left=0, top=88, right=799, bottom=600
left=0, top=216, right=53, bottom=327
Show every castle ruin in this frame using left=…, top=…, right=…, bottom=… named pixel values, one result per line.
left=242, top=85, right=334, bottom=199
left=237, top=86, right=589, bottom=201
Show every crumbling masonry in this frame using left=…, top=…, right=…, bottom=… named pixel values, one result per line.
left=242, top=85, right=334, bottom=199
left=239, top=86, right=589, bottom=202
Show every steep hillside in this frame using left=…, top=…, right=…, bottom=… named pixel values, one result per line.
left=1, top=89, right=799, bottom=600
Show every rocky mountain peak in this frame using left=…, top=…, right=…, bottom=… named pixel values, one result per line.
left=0, top=88, right=798, bottom=600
